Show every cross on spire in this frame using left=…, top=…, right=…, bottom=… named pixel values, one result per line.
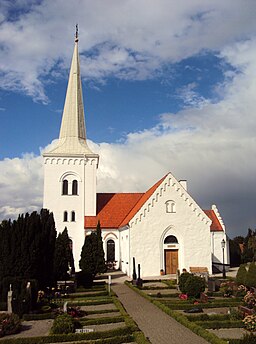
left=75, top=24, right=78, bottom=42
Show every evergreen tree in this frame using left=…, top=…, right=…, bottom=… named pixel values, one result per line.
left=79, top=221, right=106, bottom=277
left=53, top=228, right=74, bottom=281
left=79, top=234, right=96, bottom=276
left=245, top=262, right=256, bottom=287
left=96, top=221, right=107, bottom=274
left=236, top=264, right=247, bottom=285
left=0, top=209, right=56, bottom=289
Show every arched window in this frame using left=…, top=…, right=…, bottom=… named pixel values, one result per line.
left=62, top=180, right=68, bottom=195
left=107, top=239, right=115, bottom=261
left=72, top=180, right=78, bottom=195
left=164, top=235, right=178, bottom=244
left=63, top=211, right=68, bottom=222
left=166, top=200, right=176, bottom=213
left=71, top=211, right=75, bottom=222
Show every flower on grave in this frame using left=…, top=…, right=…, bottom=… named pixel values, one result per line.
left=244, top=291, right=256, bottom=308
left=243, top=314, right=256, bottom=332
left=238, top=285, right=247, bottom=291
left=179, top=293, right=188, bottom=300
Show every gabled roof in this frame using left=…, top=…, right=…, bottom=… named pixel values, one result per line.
left=84, top=175, right=167, bottom=229
left=204, top=210, right=223, bottom=232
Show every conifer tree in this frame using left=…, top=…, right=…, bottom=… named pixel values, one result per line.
left=96, top=221, right=107, bottom=274
left=79, top=221, right=106, bottom=277
left=245, top=262, right=256, bottom=287
left=236, top=264, right=247, bottom=285
left=53, top=228, right=74, bottom=281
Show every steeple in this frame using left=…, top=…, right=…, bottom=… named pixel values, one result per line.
left=45, top=26, right=96, bottom=156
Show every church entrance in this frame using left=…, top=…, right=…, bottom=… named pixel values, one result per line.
left=165, top=249, right=178, bottom=274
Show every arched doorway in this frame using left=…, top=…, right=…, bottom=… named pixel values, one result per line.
left=106, top=239, right=115, bottom=262
left=164, top=235, right=179, bottom=274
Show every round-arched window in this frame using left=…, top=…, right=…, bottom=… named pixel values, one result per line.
left=164, top=235, right=178, bottom=244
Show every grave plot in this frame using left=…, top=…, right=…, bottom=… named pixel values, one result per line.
left=127, top=272, right=256, bottom=344
left=0, top=282, right=149, bottom=344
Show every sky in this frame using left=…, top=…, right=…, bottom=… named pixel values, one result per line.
left=0, top=0, right=256, bottom=238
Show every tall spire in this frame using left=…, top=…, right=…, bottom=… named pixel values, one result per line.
left=45, top=26, right=95, bottom=156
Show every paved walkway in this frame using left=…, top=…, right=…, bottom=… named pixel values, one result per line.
left=111, top=282, right=208, bottom=344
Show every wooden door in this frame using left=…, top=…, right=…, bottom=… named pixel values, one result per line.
left=165, top=249, right=178, bottom=274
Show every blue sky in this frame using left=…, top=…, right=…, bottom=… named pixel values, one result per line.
left=0, top=0, right=256, bottom=238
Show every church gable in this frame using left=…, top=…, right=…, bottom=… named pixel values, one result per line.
left=128, top=172, right=211, bottom=229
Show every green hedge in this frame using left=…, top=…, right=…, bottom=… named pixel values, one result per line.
left=0, top=327, right=132, bottom=344
left=185, top=313, right=230, bottom=321
left=54, top=299, right=113, bottom=306
left=79, top=315, right=124, bottom=326
left=150, top=293, right=180, bottom=298
left=23, top=313, right=55, bottom=320
left=86, top=309, right=118, bottom=315
left=195, top=320, right=243, bottom=329
left=164, top=301, right=241, bottom=310
left=68, top=291, right=108, bottom=298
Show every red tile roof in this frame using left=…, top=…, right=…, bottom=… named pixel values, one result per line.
left=84, top=174, right=167, bottom=229
left=204, top=210, right=223, bottom=232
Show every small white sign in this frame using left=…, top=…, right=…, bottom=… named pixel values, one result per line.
left=75, top=328, right=94, bottom=333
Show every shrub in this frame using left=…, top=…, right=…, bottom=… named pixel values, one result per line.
left=245, top=262, right=256, bottom=288
left=238, top=334, right=256, bottom=344
left=184, top=275, right=205, bottom=298
left=179, top=272, right=191, bottom=293
left=236, top=264, right=247, bottom=285
left=76, top=271, right=93, bottom=288
left=50, top=313, right=74, bottom=334
left=0, top=313, right=21, bottom=337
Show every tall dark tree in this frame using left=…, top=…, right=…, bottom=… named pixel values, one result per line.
left=0, top=209, right=57, bottom=290
left=79, top=221, right=106, bottom=277
left=53, top=228, right=74, bottom=281
left=96, top=221, right=107, bottom=274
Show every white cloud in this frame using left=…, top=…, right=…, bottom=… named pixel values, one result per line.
left=1, top=1, right=256, bottom=238
left=0, top=1, right=256, bottom=100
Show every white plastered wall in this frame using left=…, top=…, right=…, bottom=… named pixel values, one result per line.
left=43, top=156, right=98, bottom=270
left=128, top=174, right=212, bottom=278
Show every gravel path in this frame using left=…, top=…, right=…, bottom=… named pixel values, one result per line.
left=112, top=283, right=208, bottom=344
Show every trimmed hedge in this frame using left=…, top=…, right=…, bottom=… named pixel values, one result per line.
left=23, top=313, right=55, bottom=321
left=185, top=313, right=230, bottom=321
left=163, top=301, right=241, bottom=310
left=0, top=327, right=132, bottom=344
left=195, top=320, right=243, bottom=329
left=79, top=315, right=124, bottom=326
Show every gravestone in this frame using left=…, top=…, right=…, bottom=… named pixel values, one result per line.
left=7, top=284, right=13, bottom=314
left=208, top=278, right=216, bottom=292
left=63, top=301, right=68, bottom=313
left=200, top=292, right=208, bottom=303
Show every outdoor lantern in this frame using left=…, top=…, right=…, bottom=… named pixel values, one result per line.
left=221, top=239, right=226, bottom=278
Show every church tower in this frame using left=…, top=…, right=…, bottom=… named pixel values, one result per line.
left=43, top=27, right=99, bottom=269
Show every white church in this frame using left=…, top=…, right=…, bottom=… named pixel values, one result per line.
left=43, top=32, right=230, bottom=278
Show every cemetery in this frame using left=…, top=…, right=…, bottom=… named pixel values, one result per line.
left=0, top=279, right=149, bottom=343
left=127, top=263, right=256, bottom=343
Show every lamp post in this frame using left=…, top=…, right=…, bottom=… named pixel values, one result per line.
left=221, top=239, right=226, bottom=279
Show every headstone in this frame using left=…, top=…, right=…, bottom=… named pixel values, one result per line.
left=176, top=269, right=180, bottom=284
left=132, top=257, right=137, bottom=285
left=208, top=278, right=216, bottom=292
left=63, top=301, right=68, bottom=313
left=200, top=292, right=208, bottom=303
left=136, top=264, right=143, bottom=288
left=108, top=275, right=111, bottom=294
left=7, top=284, right=13, bottom=314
